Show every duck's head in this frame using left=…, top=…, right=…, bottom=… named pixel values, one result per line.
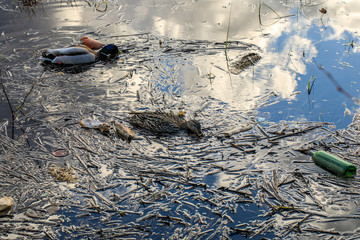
left=180, top=120, right=203, bottom=137
left=98, top=44, right=121, bottom=61
left=80, top=37, right=105, bottom=50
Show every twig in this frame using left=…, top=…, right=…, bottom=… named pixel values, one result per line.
left=317, top=63, right=359, bottom=103
left=250, top=218, right=275, bottom=239
left=0, top=70, right=15, bottom=138
left=17, top=73, right=44, bottom=112
left=267, top=124, right=326, bottom=141
left=281, top=214, right=312, bottom=237
left=72, top=148, right=98, bottom=181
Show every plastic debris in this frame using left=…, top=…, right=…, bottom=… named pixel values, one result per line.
left=311, top=151, right=356, bottom=177
left=0, top=196, right=13, bottom=212
left=80, top=118, right=110, bottom=132
left=80, top=118, right=103, bottom=128
left=114, top=122, right=135, bottom=143
left=51, top=149, right=69, bottom=157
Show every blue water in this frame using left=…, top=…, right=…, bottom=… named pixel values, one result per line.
left=260, top=22, right=360, bottom=129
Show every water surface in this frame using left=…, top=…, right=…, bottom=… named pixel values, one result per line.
left=1, top=0, right=360, bottom=239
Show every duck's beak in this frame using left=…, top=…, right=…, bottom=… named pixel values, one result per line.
left=119, top=49, right=129, bottom=54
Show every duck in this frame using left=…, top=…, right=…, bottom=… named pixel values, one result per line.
left=41, top=37, right=120, bottom=65
left=129, top=111, right=203, bottom=137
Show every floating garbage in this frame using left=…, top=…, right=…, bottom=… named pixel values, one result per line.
left=80, top=118, right=134, bottom=142
left=80, top=118, right=110, bottom=132
left=114, top=122, right=135, bottom=143
left=51, top=149, right=69, bottom=157
left=177, top=110, right=186, bottom=118
left=48, top=164, right=78, bottom=183
left=219, top=124, right=253, bottom=137
left=0, top=196, right=13, bottom=212
left=319, top=8, right=327, bottom=14
left=98, top=123, right=111, bottom=132
left=80, top=118, right=103, bottom=128
left=311, top=151, right=356, bottom=177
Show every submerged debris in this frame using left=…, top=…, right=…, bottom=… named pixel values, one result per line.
left=25, top=208, right=48, bottom=219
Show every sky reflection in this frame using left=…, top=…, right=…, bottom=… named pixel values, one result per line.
left=116, top=0, right=360, bottom=127
left=1, top=0, right=360, bottom=126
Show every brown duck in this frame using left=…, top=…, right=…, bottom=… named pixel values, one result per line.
left=129, top=111, right=203, bottom=137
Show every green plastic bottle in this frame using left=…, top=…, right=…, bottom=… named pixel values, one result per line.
left=311, top=151, right=356, bottom=177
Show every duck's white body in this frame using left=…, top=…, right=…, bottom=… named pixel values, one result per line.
left=41, top=46, right=96, bottom=65
left=41, top=38, right=120, bottom=65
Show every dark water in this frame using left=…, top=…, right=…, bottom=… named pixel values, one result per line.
left=1, top=0, right=360, bottom=239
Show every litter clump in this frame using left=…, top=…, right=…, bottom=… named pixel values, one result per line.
left=80, top=118, right=110, bottom=132
left=48, top=164, right=78, bottom=183
left=114, top=122, right=135, bottom=143
left=80, top=117, right=136, bottom=142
